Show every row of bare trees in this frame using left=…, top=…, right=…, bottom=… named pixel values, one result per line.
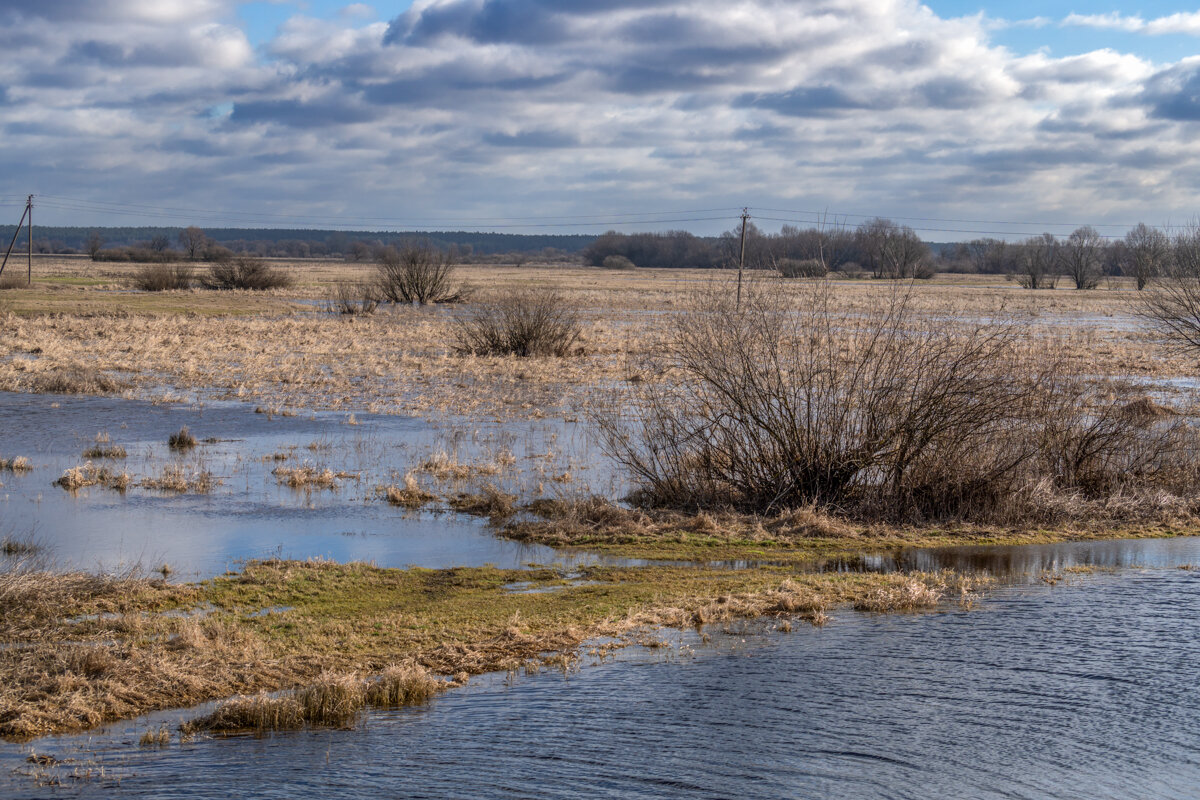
left=949, top=223, right=1181, bottom=290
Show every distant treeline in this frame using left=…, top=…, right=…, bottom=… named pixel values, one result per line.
left=0, top=226, right=597, bottom=260
left=5, top=220, right=1184, bottom=289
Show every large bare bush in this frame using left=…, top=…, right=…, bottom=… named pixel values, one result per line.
left=454, top=289, right=582, bottom=357
left=598, top=278, right=1200, bottom=523
left=132, top=263, right=193, bottom=291
left=202, top=256, right=292, bottom=291
left=376, top=242, right=461, bottom=304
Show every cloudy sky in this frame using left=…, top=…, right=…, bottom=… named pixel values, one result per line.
left=3, top=0, right=1200, bottom=238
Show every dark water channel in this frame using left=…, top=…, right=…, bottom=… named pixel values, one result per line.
left=3, top=564, right=1199, bottom=799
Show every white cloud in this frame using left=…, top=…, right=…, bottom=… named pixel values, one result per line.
left=1063, top=11, right=1200, bottom=36
left=3, top=0, right=1200, bottom=232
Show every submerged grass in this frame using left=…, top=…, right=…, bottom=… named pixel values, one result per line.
left=0, top=558, right=979, bottom=740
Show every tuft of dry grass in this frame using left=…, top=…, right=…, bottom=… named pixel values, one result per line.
left=273, top=466, right=337, bottom=490
left=82, top=433, right=126, bottom=460
left=53, top=462, right=131, bottom=492
left=21, top=368, right=124, bottom=396
left=1, top=537, right=41, bottom=557
left=139, top=726, right=171, bottom=747
left=168, top=427, right=197, bottom=451
left=0, top=456, right=32, bottom=473
left=380, top=473, right=437, bottom=509
left=183, top=665, right=442, bottom=735
left=449, top=486, right=518, bottom=520
left=140, top=464, right=218, bottom=494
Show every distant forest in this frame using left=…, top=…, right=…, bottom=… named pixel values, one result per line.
left=0, top=226, right=598, bottom=260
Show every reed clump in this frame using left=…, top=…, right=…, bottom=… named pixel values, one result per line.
left=0, top=456, right=32, bottom=473
left=183, top=665, right=443, bottom=735
left=273, top=466, right=337, bottom=490
left=380, top=473, right=437, bottom=508
left=23, top=368, right=123, bottom=396
left=449, top=486, right=517, bottom=520
left=168, top=426, right=197, bottom=451
left=140, top=464, right=218, bottom=494
left=82, top=433, right=126, bottom=460
left=54, top=462, right=131, bottom=492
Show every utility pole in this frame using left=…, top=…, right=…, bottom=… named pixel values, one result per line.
left=0, top=195, right=31, bottom=281
left=26, top=195, right=32, bottom=286
left=736, top=207, right=749, bottom=310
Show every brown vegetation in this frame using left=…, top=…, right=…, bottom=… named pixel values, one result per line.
left=454, top=289, right=583, bottom=357
left=596, top=278, right=1200, bottom=525
left=375, top=242, right=461, bottom=304
left=202, top=257, right=293, bottom=291
left=132, top=263, right=193, bottom=291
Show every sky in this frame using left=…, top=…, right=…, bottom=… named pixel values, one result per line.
left=4, top=1, right=1200, bottom=239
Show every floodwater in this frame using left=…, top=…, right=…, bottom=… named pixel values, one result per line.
left=5, top=391, right=1200, bottom=798
left=0, top=392, right=628, bottom=578
left=3, top=563, right=1199, bottom=799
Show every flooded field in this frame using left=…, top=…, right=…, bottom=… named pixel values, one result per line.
left=4, top=561, right=1198, bottom=799
left=0, top=391, right=626, bottom=578
left=4, top=265, right=1200, bottom=798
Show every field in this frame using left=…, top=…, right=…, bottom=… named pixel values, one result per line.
left=2, top=254, right=1197, bottom=743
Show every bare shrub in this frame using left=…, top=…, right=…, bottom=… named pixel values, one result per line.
left=453, top=289, right=583, bottom=357
left=602, top=255, right=636, bottom=270
left=202, top=256, right=292, bottom=291
left=0, top=273, right=25, bottom=290
left=132, top=263, right=193, bottom=291
left=327, top=281, right=378, bottom=315
left=597, top=278, right=1200, bottom=524
left=375, top=242, right=461, bottom=304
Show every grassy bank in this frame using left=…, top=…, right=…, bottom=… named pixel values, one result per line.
left=0, top=559, right=981, bottom=740
left=498, top=497, right=1200, bottom=563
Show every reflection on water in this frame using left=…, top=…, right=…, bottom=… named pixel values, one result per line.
left=820, top=536, right=1200, bottom=578
left=5, top=567, right=1199, bottom=799
left=0, top=392, right=630, bottom=578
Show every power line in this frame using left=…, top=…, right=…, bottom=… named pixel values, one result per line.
left=750, top=206, right=1195, bottom=232
left=36, top=194, right=743, bottom=225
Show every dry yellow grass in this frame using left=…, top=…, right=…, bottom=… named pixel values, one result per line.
left=0, top=259, right=1183, bottom=419
left=0, top=558, right=978, bottom=740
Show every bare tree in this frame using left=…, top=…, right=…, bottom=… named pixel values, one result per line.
left=1060, top=226, right=1103, bottom=289
left=1016, top=234, right=1059, bottom=289
left=854, top=218, right=930, bottom=279
left=86, top=231, right=104, bottom=261
left=1124, top=222, right=1170, bottom=290
left=178, top=226, right=209, bottom=261
left=966, top=238, right=1011, bottom=274
left=375, top=241, right=461, bottom=304
left=1140, top=223, right=1200, bottom=350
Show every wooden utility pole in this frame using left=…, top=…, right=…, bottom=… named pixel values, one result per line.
left=736, top=208, right=749, bottom=310
left=26, top=194, right=32, bottom=286
left=0, top=195, right=31, bottom=281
